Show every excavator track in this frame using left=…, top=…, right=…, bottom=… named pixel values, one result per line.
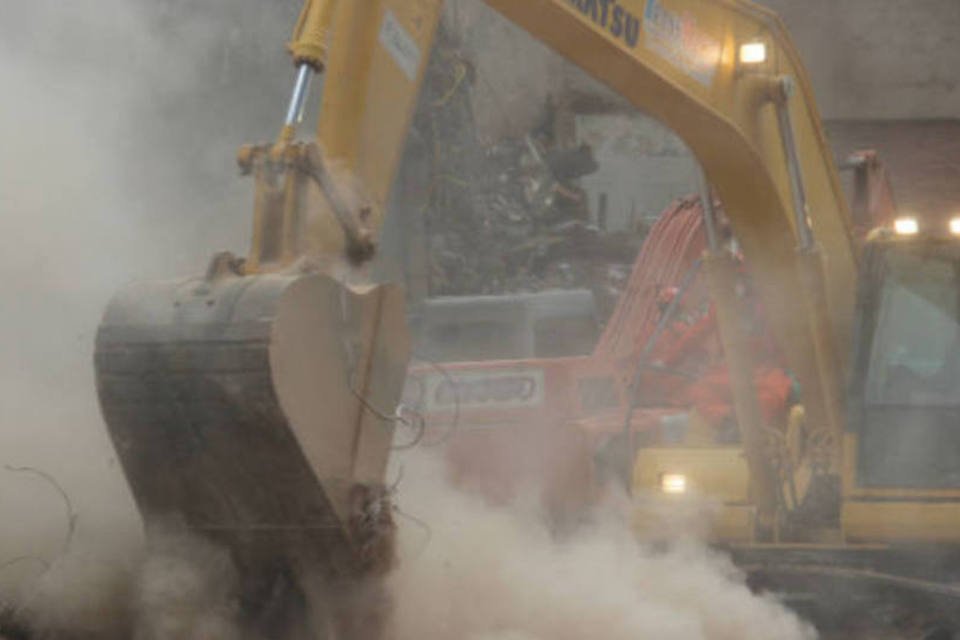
left=733, top=545, right=960, bottom=636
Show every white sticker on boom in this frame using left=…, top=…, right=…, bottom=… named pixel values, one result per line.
left=379, top=9, right=421, bottom=81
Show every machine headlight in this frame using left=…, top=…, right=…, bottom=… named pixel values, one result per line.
left=660, top=473, right=688, bottom=494
left=949, top=218, right=960, bottom=236
left=739, top=41, right=767, bottom=65
left=893, top=216, right=919, bottom=235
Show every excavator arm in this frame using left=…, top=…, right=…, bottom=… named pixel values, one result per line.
left=300, top=0, right=858, bottom=462
left=472, top=1, right=858, bottom=523
left=289, top=0, right=858, bottom=519
left=271, top=1, right=859, bottom=469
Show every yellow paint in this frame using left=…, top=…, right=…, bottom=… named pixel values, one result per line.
left=317, top=0, right=444, bottom=212
left=632, top=445, right=755, bottom=542
left=289, top=0, right=337, bottom=69
left=713, top=504, right=756, bottom=542
left=844, top=501, right=960, bottom=544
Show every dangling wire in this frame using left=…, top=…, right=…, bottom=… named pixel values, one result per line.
left=0, top=464, right=77, bottom=622
left=348, top=386, right=427, bottom=450
left=414, top=357, right=461, bottom=448
left=332, top=269, right=427, bottom=449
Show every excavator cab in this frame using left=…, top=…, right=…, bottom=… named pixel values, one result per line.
left=843, top=224, right=960, bottom=542
left=854, top=233, right=960, bottom=485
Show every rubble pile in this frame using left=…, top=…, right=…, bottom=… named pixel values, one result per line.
left=409, top=21, right=643, bottom=314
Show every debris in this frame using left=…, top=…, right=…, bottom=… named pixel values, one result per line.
left=407, top=22, right=643, bottom=307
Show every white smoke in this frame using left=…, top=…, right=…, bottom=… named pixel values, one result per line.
left=14, top=547, right=134, bottom=638
left=2, top=1, right=820, bottom=638
left=388, top=452, right=816, bottom=640
left=132, top=525, right=243, bottom=640
left=0, top=0, right=295, bottom=627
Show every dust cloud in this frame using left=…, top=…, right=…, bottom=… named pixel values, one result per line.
left=131, top=525, right=244, bottom=640
left=3, top=0, right=817, bottom=637
left=0, top=0, right=295, bottom=614
left=388, top=453, right=815, bottom=640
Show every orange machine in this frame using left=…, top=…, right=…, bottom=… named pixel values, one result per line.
left=405, top=194, right=794, bottom=519
left=406, top=151, right=897, bottom=522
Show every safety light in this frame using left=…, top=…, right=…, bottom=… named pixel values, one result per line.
left=893, top=217, right=919, bottom=236
left=660, top=473, right=688, bottom=494
left=739, top=41, right=767, bottom=65
left=949, top=218, right=960, bottom=235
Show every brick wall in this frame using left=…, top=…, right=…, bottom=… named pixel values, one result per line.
left=826, top=120, right=960, bottom=219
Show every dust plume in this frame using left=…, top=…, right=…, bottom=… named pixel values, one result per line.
left=0, top=0, right=296, bottom=623
left=2, top=1, right=818, bottom=637
left=6, top=523, right=246, bottom=639
left=388, top=452, right=815, bottom=640
left=131, top=524, right=244, bottom=640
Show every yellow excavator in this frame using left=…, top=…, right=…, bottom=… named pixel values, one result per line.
left=93, top=0, right=960, bottom=634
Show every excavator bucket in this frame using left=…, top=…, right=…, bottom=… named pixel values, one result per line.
left=94, top=266, right=409, bottom=582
